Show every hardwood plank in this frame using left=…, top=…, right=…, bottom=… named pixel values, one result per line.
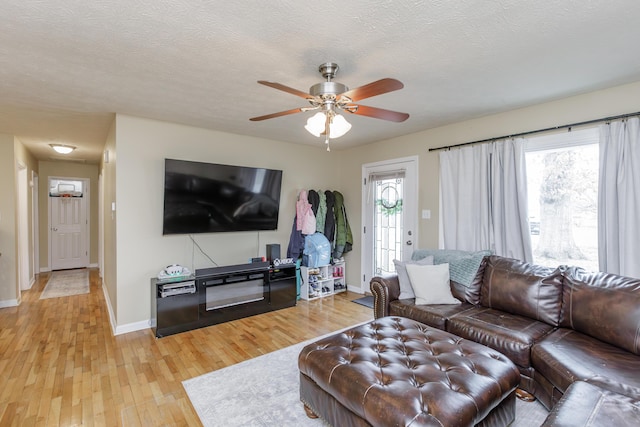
left=0, top=269, right=373, bottom=426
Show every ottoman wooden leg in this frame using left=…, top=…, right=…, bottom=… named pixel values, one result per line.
left=304, top=403, right=319, bottom=419
left=516, top=388, right=536, bottom=402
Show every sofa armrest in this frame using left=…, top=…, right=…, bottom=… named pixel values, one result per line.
left=370, top=274, right=400, bottom=319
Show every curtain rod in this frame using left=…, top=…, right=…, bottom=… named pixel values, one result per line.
left=428, top=110, right=640, bottom=152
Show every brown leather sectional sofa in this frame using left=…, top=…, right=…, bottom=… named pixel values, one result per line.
left=370, top=255, right=640, bottom=411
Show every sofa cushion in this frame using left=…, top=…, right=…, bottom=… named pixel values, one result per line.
left=560, top=267, right=640, bottom=355
left=541, top=381, right=640, bottom=427
left=446, top=306, right=555, bottom=368
left=481, top=256, right=564, bottom=326
left=406, top=263, right=460, bottom=305
left=393, top=256, right=434, bottom=300
left=389, top=299, right=475, bottom=330
left=412, top=249, right=491, bottom=305
left=532, top=328, right=640, bottom=399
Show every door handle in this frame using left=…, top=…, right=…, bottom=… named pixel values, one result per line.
left=406, top=240, right=412, bottom=246
left=52, top=227, right=58, bottom=231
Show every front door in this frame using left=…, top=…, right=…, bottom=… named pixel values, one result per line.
left=49, top=178, right=89, bottom=270
left=362, top=156, right=418, bottom=288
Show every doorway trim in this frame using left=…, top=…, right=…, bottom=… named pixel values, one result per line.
left=16, top=162, right=32, bottom=291
left=31, top=171, right=39, bottom=276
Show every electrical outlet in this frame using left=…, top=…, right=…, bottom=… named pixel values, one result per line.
left=421, top=209, right=431, bottom=219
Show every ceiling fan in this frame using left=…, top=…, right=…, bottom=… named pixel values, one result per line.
left=250, top=62, right=409, bottom=151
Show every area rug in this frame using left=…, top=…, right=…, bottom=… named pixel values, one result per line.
left=183, top=327, right=549, bottom=427
left=40, top=269, right=90, bottom=299
left=351, top=295, right=374, bottom=308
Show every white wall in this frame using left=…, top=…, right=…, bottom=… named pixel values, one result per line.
left=109, top=80, right=640, bottom=330
left=0, top=135, right=39, bottom=306
left=113, top=115, right=344, bottom=327
left=338, top=80, right=640, bottom=290
left=0, top=134, right=18, bottom=305
left=102, top=120, right=117, bottom=320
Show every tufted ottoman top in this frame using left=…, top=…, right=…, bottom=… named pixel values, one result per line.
left=299, top=316, right=520, bottom=426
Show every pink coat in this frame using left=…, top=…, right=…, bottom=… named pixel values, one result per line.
left=296, top=190, right=316, bottom=235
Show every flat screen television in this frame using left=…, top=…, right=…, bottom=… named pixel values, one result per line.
left=162, top=159, right=283, bottom=235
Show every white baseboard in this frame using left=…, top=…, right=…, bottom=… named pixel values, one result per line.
left=115, top=320, right=151, bottom=336
left=347, top=284, right=364, bottom=294
left=0, top=299, right=19, bottom=308
left=40, top=263, right=97, bottom=273
left=101, top=283, right=117, bottom=335
left=101, top=282, right=151, bottom=336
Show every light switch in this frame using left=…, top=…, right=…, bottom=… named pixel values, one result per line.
left=422, top=209, right=431, bottom=219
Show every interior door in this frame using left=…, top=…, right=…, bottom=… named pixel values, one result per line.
left=50, top=179, right=89, bottom=270
left=362, top=156, right=418, bottom=288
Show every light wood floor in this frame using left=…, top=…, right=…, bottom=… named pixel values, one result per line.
left=0, top=269, right=374, bottom=426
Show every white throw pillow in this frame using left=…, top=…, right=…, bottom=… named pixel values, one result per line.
left=405, top=263, right=460, bottom=305
left=394, top=256, right=434, bottom=299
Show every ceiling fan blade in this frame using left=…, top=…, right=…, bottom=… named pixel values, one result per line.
left=257, top=81, right=312, bottom=99
left=344, top=104, right=409, bottom=122
left=340, top=78, right=404, bottom=102
left=249, top=107, right=304, bottom=121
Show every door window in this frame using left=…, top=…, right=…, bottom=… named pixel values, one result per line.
left=373, top=175, right=404, bottom=275
left=49, top=179, right=84, bottom=197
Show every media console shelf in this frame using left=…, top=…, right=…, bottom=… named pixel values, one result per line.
left=150, top=262, right=297, bottom=338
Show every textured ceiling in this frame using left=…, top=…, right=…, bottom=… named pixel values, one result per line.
left=2, top=0, right=640, bottom=163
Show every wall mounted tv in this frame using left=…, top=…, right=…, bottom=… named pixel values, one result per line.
left=162, top=159, right=283, bottom=235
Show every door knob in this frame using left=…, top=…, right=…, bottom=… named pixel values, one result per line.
left=406, top=240, right=412, bottom=246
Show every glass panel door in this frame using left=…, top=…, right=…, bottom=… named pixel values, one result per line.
left=374, top=176, right=404, bottom=275
left=362, top=157, right=418, bottom=288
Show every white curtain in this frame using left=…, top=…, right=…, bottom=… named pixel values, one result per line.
left=598, top=118, right=640, bottom=278
left=439, top=143, right=491, bottom=251
left=439, top=138, right=533, bottom=262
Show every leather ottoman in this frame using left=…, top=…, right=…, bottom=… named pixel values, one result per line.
left=541, top=381, right=640, bottom=426
left=298, top=316, right=520, bottom=427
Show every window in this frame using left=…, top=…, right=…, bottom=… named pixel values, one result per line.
left=49, top=179, right=84, bottom=197
left=525, top=128, right=599, bottom=271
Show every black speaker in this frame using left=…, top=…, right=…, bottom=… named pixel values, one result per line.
left=266, top=244, right=280, bottom=262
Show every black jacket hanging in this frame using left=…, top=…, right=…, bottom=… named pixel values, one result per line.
left=324, top=190, right=336, bottom=246
left=308, top=190, right=320, bottom=216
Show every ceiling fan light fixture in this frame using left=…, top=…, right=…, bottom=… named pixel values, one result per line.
left=330, top=114, right=351, bottom=138
left=304, top=112, right=326, bottom=137
left=50, top=144, right=76, bottom=154
left=304, top=112, right=351, bottom=139
left=252, top=62, right=408, bottom=152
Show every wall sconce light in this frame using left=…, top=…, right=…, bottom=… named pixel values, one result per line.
left=50, top=144, right=76, bottom=154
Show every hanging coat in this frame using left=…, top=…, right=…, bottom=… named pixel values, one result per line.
left=333, top=191, right=353, bottom=259
left=308, top=190, right=320, bottom=216
left=296, top=190, right=316, bottom=235
left=324, top=190, right=336, bottom=246
left=287, top=215, right=305, bottom=259
left=316, top=190, right=327, bottom=234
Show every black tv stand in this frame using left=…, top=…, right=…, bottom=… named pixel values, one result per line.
left=151, top=262, right=297, bottom=337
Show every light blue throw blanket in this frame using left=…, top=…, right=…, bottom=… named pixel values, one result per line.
left=411, top=249, right=492, bottom=286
